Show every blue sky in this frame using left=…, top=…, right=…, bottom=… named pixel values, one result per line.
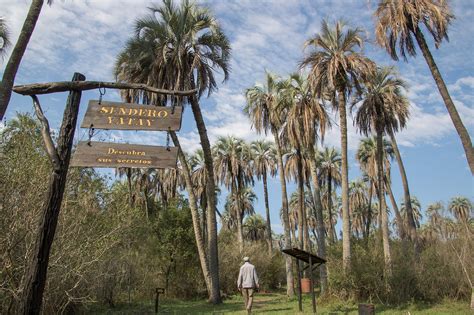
left=1, top=0, right=473, bottom=234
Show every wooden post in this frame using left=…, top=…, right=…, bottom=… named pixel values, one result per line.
left=154, top=288, right=164, bottom=314
left=296, top=259, right=302, bottom=312
left=309, top=255, right=316, bottom=314
left=19, top=73, right=85, bottom=314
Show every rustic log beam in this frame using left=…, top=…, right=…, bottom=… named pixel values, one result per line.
left=13, top=81, right=197, bottom=96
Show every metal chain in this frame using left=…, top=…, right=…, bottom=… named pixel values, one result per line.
left=98, top=84, right=106, bottom=104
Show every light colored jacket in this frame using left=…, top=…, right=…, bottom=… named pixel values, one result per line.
left=237, top=262, right=259, bottom=289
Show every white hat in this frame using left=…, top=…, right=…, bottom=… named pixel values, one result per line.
left=243, top=256, right=250, bottom=262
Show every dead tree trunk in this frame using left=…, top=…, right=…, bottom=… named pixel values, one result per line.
left=19, top=73, right=85, bottom=314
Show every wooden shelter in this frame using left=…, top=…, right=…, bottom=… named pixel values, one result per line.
left=282, top=248, right=326, bottom=314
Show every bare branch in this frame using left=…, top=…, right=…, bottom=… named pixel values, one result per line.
left=14, top=81, right=198, bottom=96
left=31, top=95, right=60, bottom=170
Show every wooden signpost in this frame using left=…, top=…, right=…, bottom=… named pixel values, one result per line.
left=81, top=100, right=183, bottom=131
left=70, top=141, right=178, bottom=169
left=13, top=77, right=195, bottom=314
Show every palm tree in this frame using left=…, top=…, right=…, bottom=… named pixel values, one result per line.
left=349, top=180, right=369, bottom=238
left=225, top=186, right=257, bottom=230
left=114, top=1, right=230, bottom=303
left=354, top=66, right=418, bottom=248
left=301, top=20, right=375, bottom=272
left=284, top=147, right=310, bottom=251
left=0, top=0, right=54, bottom=121
left=448, top=197, right=472, bottom=225
left=318, top=147, right=341, bottom=243
left=357, top=137, right=395, bottom=274
left=0, top=17, right=10, bottom=59
left=401, top=197, right=422, bottom=229
left=426, top=201, right=444, bottom=228
left=169, top=132, right=213, bottom=297
left=244, top=214, right=267, bottom=242
left=375, top=0, right=474, bottom=174
left=251, top=140, right=277, bottom=253
left=245, top=72, right=295, bottom=296
left=282, top=72, right=331, bottom=292
left=214, top=136, right=253, bottom=252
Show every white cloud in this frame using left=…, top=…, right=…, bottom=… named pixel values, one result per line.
left=3, top=0, right=473, bottom=155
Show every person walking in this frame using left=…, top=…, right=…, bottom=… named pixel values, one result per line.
left=237, top=256, right=259, bottom=314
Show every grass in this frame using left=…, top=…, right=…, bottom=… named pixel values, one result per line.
left=84, top=293, right=471, bottom=314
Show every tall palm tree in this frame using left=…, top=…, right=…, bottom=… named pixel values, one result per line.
left=169, top=132, right=212, bottom=296
left=0, top=0, right=53, bottom=121
left=301, top=20, right=375, bottom=272
left=448, top=197, right=472, bottom=225
left=357, top=137, right=395, bottom=274
left=214, top=136, right=253, bottom=252
left=354, top=66, right=418, bottom=249
left=114, top=1, right=230, bottom=303
left=284, top=147, right=311, bottom=251
left=375, top=0, right=474, bottom=174
left=245, top=72, right=295, bottom=296
left=0, top=18, right=10, bottom=59
left=251, top=140, right=277, bottom=253
left=318, top=147, right=341, bottom=243
left=282, top=73, right=330, bottom=292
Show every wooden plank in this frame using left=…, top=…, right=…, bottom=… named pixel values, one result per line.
left=81, top=100, right=183, bottom=131
left=70, top=141, right=177, bottom=169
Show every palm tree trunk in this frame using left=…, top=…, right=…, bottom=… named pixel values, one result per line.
left=235, top=173, right=244, bottom=252
left=0, top=0, right=45, bottom=120
left=414, top=26, right=474, bottom=174
left=272, top=128, right=295, bottom=297
left=20, top=73, right=84, bottom=314
left=327, top=172, right=335, bottom=244
left=389, top=131, right=417, bottom=247
left=366, top=181, right=373, bottom=241
left=338, top=90, right=351, bottom=272
left=376, top=129, right=392, bottom=276
left=188, top=92, right=221, bottom=304
left=386, top=180, right=405, bottom=239
left=170, top=131, right=212, bottom=297
left=308, top=148, right=328, bottom=293
left=296, top=147, right=305, bottom=250
left=262, top=171, right=273, bottom=254
left=201, top=194, right=208, bottom=248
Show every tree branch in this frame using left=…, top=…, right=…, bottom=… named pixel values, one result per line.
left=31, top=95, right=60, bottom=170
left=14, top=81, right=198, bottom=96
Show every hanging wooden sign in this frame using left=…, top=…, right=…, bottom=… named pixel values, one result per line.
left=80, top=100, right=183, bottom=131
left=70, top=141, right=178, bottom=169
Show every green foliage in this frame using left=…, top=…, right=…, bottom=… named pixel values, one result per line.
left=0, top=114, right=203, bottom=313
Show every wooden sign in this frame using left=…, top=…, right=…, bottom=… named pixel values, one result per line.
left=70, top=141, right=178, bottom=169
left=81, top=100, right=182, bottom=131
